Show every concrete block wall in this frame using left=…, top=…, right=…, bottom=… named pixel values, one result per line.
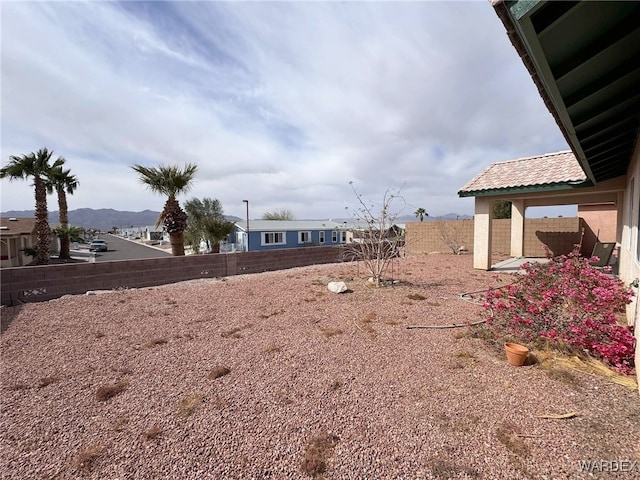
left=406, top=217, right=582, bottom=257
left=523, top=217, right=582, bottom=257
left=405, top=220, right=476, bottom=254
left=1, top=246, right=343, bottom=307
left=491, top=220, right=511, bottom=255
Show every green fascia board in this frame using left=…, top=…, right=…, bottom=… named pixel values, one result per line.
left=458, top=180, right=592, bottom=198
left=507, top=0, right=543, bottom=21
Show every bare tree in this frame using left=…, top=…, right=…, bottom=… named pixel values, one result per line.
left=342, top=183, right=406, bottom=287
left=434, top=219, right=468, bottom=254
left=262, top=208, right=295, bottom=220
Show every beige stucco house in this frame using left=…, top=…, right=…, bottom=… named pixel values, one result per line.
left=0, top=217, right=38, bottom=267
left=461, top=1, right=639, bottom=384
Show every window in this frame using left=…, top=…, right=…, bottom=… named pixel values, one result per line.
left=340, top=231, right=347, bottom=243
left=319, top=231, right=325, bottom=244
left=262, top=232, right=285, bottom=246
left=298, top=231, right=311, bottom=244
left=332, top=231, right=338, bottom=242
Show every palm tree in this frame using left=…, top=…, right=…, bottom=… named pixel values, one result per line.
left=47, top=165, right=79, bottom=260
left=201, top=217, right=236, bottom=253
left=0, top=148, right=64, bottom=264
left=132, top=163, right=198, bottom=256
left=414, top=207, right=428, bottom=222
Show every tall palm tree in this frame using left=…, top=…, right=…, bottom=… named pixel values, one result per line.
left=414, top=207, right=428, bottom=222
left=0, top=148, right=64, bottom=264
left=47, top=165, right=79, bottom=260
left=132, top=163, right=198, bottom=256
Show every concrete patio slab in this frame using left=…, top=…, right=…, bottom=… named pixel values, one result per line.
left=491, top=257, right=550, bottom=273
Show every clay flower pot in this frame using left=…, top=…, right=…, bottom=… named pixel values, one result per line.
left=504, top=342, right=529, bottom=366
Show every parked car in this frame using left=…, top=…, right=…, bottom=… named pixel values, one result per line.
left=89, top=239, right=108, bottom=252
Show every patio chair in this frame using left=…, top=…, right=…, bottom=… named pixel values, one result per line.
left=590, top=241, right=615, bottom=268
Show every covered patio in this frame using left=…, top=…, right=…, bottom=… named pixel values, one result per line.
left=459, top=151, right=626, bottom=270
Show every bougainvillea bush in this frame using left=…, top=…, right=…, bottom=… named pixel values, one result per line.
left=480, top=248, right=636, bottom=375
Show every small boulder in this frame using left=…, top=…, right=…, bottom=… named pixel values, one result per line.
left=327, top=281, right=348, bottom=293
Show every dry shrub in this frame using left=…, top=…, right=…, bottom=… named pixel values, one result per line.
left=221, top=325, right=251, bottom=338
left=449, top=350, right=478, bottom=370
left=452, top=329, right=469, bottom=340
left=430, top=459, right=479, bottom=479
left=177, top=393, right=203, bottom=418
left=112, top=417, right=129, bottom=432
left=38, top=376, right=60, bottom=388
left=330, top=379, right=344, bottom=391
left=145, top=338, right=168, bottom=348
left=96, top=381, right=128, bottom=401
left=111, top=366, right=133, bottom=375
left=496, top=421, right=529, bottom=456
left=543, top=367, right=581, bottom=389
left=73, top=445, right=104, bottom=472
left=453, top=350, right=477, bottom=361
left=260, top=310, right=284, bottom=319
left=8, top=382, right=29, bottom=391
left=263, top=345, right=282, bottom=354
left=407, top=293, right=427, bottom=301
left=301, top=432, right=339, bottom=476
left=277, top=389, right=294, bottom=405
left=208, top=366, right=231, bottom=380
left=362, top=312, right=376, bottom=323
left=320, top=327, right=344, bottom=338
left=142, top=425, right=163, bottom=441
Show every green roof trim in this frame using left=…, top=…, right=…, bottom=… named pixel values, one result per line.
left=458, top=180, right=592, bottom=198
left=507, top=0, right=541, bottom=21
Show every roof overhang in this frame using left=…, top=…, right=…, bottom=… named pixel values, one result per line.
left=459, top=180, right=591, bottom=198
left=492, top=0, right=640, bottom=184
left=463, top=175, right=626, bottom=208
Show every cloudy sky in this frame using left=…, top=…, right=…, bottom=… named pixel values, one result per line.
left=1, top=0, right=572, bottom=220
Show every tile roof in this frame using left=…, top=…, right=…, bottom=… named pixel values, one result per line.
left=458, top=151, right=588, bottom=196
left=0, top=217, right=37, bottom=236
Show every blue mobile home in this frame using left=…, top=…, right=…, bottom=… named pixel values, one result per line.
left=233, top=220, right=349, bottom=252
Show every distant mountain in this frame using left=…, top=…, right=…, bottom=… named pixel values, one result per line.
left=2, top=208, right=469, bottom=231
left=1, top=208, right=243, bottom=232
left=319, top=213, right=473, bottom=224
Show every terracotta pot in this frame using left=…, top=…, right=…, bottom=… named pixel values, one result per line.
left=504, top=342, right=529, bottom=366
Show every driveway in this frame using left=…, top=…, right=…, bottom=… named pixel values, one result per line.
left=72, top=234, right=171, bottom=261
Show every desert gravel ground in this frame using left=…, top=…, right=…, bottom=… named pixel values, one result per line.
left=1, top=253, right=639, bottom=479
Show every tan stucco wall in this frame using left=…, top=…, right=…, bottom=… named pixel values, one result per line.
left=578, top=203, right=618, bottom=255
left=618, top=138, right=640, bottom=389
left=406, top=217, right=582, bottom=257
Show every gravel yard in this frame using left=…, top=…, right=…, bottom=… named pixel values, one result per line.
left=1, top=253, right=639, bottom=479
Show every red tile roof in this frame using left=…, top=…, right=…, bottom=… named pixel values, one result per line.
left=458, top=151, right=587, bottom=196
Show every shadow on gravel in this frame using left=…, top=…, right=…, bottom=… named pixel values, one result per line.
left=1, top=304, right=24, bottom=333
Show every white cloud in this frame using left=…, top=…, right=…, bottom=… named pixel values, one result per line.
left=1, top=1, right=567, bottom=220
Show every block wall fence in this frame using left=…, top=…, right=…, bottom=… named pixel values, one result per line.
left=1, top=217, right=589, bottom=307
left=405, top=217, right=586, bottom=257
left=1, top=246, right=344, bottom=307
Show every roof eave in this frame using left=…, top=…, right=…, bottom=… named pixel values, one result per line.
left=492, top=0, right=597, bottom=184
left=458, top=180, right=592, bottom=198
